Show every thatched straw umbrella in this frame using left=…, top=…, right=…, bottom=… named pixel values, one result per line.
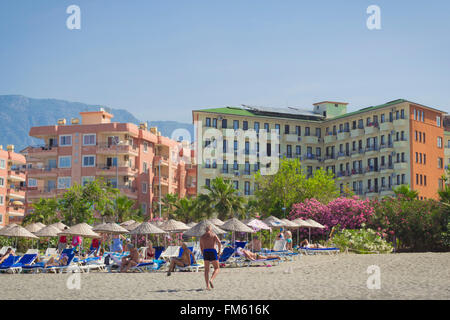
left=263, top=216, right=286, bottom=249
left=242, top=218, right=271, bottom=251
left=303, top=218, right=325, bottom=243
left=93, top=223, right=129, bottom=252
left=130, top=222, right=167, bottom=247
left=221, top=218, right=254, bottom=247
left=159, top=219, right=190, bottom=246
left=0, top=225, right=39, bottom=249
left=207, top=218, right=224, bottom=226
left=49, top=222, right=67, bottom=231
left=290, top=218, right=314, bottom=246
left=34, top=225, right=62, bottom=248
left=125, top=221, right=141, bottom=231
left=186, top=222, right=197, bottom=228
left=58, top=223, right=100, bottom=255
left=120, top=220, right=135, bottom=227
left=25, top=223, right=44, bottom=233
left=183, top=220, right=227, bottom=238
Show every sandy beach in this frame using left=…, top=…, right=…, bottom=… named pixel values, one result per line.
left=2, top=252, right=449, bottom=300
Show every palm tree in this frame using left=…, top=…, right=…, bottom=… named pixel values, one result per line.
left=203, top=177, right=246, bottom=220
left=172, top=197, right=197, bottom=223
left=393, top=184, right=419, bottom=200
left=113, top=195, right=140, bottom=223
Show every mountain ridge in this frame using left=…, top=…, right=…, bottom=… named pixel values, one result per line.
left=0, top=95, right=194, bottom=151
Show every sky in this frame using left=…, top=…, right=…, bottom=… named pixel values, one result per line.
left=1, top=0, right=449, bottom=123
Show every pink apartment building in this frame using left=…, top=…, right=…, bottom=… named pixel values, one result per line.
left=0, top=145, right=27, bottom=226
left=23, top=109, right=197, bottom=220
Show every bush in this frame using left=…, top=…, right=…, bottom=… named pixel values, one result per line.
left=331, top=228, right=393, bottom=254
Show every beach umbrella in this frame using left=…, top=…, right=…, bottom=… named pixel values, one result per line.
left=207, top=218, right=224, bottom=226
left=93, top=223, right=130, bottom=252
left=125, top=221, right=141, bottom=231
left=35, top=222, right=46, bottom=229
left=130, top=222, right=167, bottom=247
left=291, top=218, right=314, bottom=246
left=34, top=225, right=61, bottom=248
left=183, top=220, right=227, bottom=237
left=49, top=222, right=67, bottom=231
left=221, top=218, right=254, bottom=247
left=281, top=219, right=298, bottom=228
left=58, top=223, right=100, bottom=238
left=120, top=220, right=135, bottom=227
left=186, top=222, right=197, bottom=228
left=0, top=225, right=39, bottom=249
left=304, top=218, right=325, bottom=243
left=243, top=218, right=271, bottom=252
left=25, top=223, right=44, bottom=233
left=263, top=216, right=286, bottom=249
left=159, top=219, right=190, bottom=246
left=3, top=223, right=18, bottom=230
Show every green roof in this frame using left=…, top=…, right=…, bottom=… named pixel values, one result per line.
left=328, top=99, right=407, bottom=121
left=193, top=107, right=256, bottom=117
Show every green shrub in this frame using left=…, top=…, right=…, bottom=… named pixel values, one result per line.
left=331, top=228, right=393, bottom=254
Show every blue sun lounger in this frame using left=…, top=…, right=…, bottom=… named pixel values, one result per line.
left=0, top=254, right=38, bottom=274
left=0, top=255, right=22, bottom=272
left=299, top=247, right=340, bottom=255
left=175, top=247, right=202, bottom=272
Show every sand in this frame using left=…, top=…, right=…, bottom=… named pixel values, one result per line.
left=2, top=252, right=449, bottom=300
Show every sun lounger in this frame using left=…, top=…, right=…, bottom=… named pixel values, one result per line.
left=0, top=254, right=38, bottom=274
left=0, top=246, right=16, bottom=255
left=159, top=246, right=180, bottom=261
left=0, top=255, right=22, bottom=272
left=175, top=247, right=202, bottom=273
left=299, top=247, right=340, bottom=255
left=25, top=249, right=39, bottom=255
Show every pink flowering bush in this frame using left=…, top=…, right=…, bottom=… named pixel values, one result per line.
left=289, top=197, right=374, bottom=239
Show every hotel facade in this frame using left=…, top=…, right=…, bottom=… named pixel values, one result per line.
left=193, top=99, right=447, bottom=200
left=23, top=110, right=197, bottom=220
left=0, top=145, right=27, bottom=226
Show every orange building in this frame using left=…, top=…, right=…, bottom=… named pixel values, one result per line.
left=0, top=145, right=27, bottom=226
left=23, top=109, right=196, bottom=220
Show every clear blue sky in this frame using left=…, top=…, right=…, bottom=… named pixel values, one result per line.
left=1, top=0, right=449, bottom=122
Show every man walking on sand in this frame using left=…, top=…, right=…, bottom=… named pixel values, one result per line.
left=200, top=225, right=222, bottom=290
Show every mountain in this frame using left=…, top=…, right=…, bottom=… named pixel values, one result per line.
left=0, top=95, right=194, bottom=151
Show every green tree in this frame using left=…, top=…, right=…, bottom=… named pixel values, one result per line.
left=172, top=197, right=198, bottom=223
left=113, top=195, right=141, bottom=223
left=202, top=177, right=246, bottom=220
left=22, top=198, right=59, bottom=225
left=393, top=184, right=419, bottom=200
left=254, top=158, right=339, bottom=217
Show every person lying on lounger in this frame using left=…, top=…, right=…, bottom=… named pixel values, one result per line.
left=44, top=253, right=69, bottom=268
left=120, top=244, right=141, bottom=273
left=167, top=242, right=196, bottom=276
left=300, top=239, right=326, bottom=248
left=237, top=248, right=281, bottom=261
left=140, top=241, right=156, bottom=263
left=0, top=248, right=14, bottom=264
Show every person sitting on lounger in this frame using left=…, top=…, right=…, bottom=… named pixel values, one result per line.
left=237, top=248, right=281, bottom=261
left=284, top=230, right=293, bottom=251
left=0, top=248, right=14, bottom=264
left=300, top=239, right=326, bottom=248
left=120, top=244, right=141, bottom=273
left=44, top=253, right=69, bottom=268
left=141, top=241, right=156, bottom=263
left=167, top=242, right=196, bottom=276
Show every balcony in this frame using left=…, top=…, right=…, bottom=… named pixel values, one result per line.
left=27, top=167, right=60, bottom=178
left=365, top=167, right=379, bottom=176
left=27, top=187, right=58, bottom=199
left=337, top=170, right=351, bottom=178
left=379, top=186, right=394, bottom=197
left=96, top=164, right=137, bottom=176
left=7, top=188, right=26, bottom=200
left=119, top=186, right=138, bottom=199
left=303, top=135, right=319, bottom=144
left=324, top=154, right=336, bottom=163
left=380, top=121, right=394, bottom=131
left=97, top=143, right=138, bottom=156
left=365, top=145, right=379, bottom=156
left=6, top=206, right=25, bottom=217
left=379, top=164, right=394, bottom=173
left=394, top=161, right=408, bottom=171
left=336, top=151, right=349, bottom=159
left=302, top=154, right=321, bottom=162
left=324, top=134, right=336, bottom=144
left=364, top=123, right=379, bottom=135
left=350, top=168, right=364, bottom=177
left=393, top=139, right=408, bottom=149
left=154, top=155, right=169, bottom=166
left=153, top=175, right=169, bottom=186
left=350, top=128, right=364, bottom=138
left=365, top=188, right=379, bottom=198
left=27, top=145, right=58, bottom=157
left=351, top=149, right=365, bottom=158
left=7, top=170, right=26, bottom=182
left=285, top=134, right=301, bottom=143
left=393, top=118, right=408, bottom=127
left=379, top=143, right=394, bottom=151
left=337, top=130, right=350, bottom=141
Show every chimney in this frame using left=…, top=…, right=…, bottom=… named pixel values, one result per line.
left=139, top=122, right=148, bottom=130
left=57, top=118, right=67, bottom=125
left=150, top=127, right=158, bottom=135
left=7, top=145, right=14, bottom=152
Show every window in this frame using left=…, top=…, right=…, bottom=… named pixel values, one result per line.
left=285, top=125, right=289, bottom=134
left=245, top=181, right=250, bottom=195
left=222, top=119, right=227, bottom=129
left=287, top=145, right=292, bottom=158
left=305, top=127, right=310, bottom=136
left=438, top=157, right=443, bottom=169
left=233, top=160, right=238, bottom=170
left=438, top=137, right=443, bottom=148
left=143, top=161, right=148, bottom=173
left=423, top=154, right=426, bottom=164
left=58, top=156, right=71, bottom=168
left=83, top=134, right=96, bottom=146
left=415, top=131, right=418, bottom=141
left=0, top=159, right=5, bottom=169
left=233, top=181, right=239, bottom=190
left=414, top=109, right=417, bottom=120
left=205, top=179, right=211, bottom=188
left=82, top=155, right=95, bottom=167
left=57, top=177, right=72, bottom=189
left=437, top=116, right=441, bottom=127
left=143, top=142, right=148, bottom=153
left=296, top=145, right=301, bottom=156
left=243, top=121, right=248, bottom=131
left=400, top=109, right=405, bottom=119
left=0, top=195, right=3, bottom=206
left=59, top=135, right=72, bottom=146
left=415, top=152, right=418, bottom=163
left=212, top=118, right=217, bottom=128
left=296, top=126, right=301, bottom=136
left=233, top=120, right=239, bottom=130
left=275, top=124, right=280, bottom=133
left=142, top=182, right=148, bottom=194
left=423, top=133, right=426, bottom=143
left=424, top=175, right=427, bottom=186
left=380, top=114, right=385, bottom=123
left=0, top=177, right=4, bottom=187
left=81, top=176, right=95, bottom=186
left=28, top=178, right=37, bottom=187
left=264, top=123, right=269, bottom=132
left=254, top=122, right=260, bottom=132
left=205, top=118, right=211, bottom=127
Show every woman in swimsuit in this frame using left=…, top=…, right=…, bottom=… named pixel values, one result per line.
left=141, top=241, right=156, bottom=263
left=238, top=248, right=281, bottom=261
left=167, top=243, right=196, bottom=276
